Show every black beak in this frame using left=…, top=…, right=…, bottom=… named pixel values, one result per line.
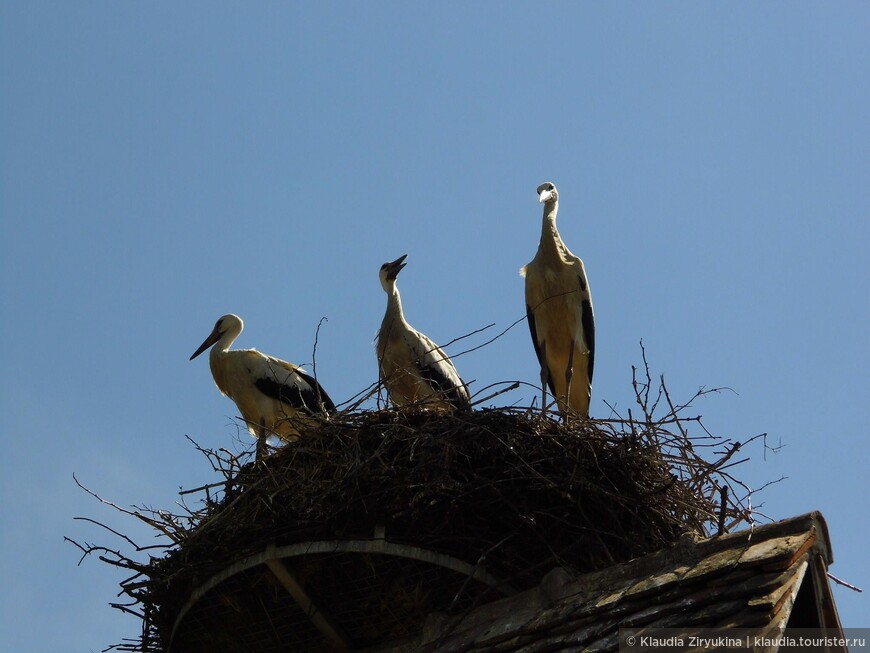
left=384, top=254, right=408, bottom=280
left=190, top=326, right=222, bottom=360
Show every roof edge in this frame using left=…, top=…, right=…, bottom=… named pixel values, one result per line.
left=735, top=511, right=833, bottom=566
left=526, top=511, right=835, bottom=608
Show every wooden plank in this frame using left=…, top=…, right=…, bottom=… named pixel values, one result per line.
left=264, top=553, right=350, bottom=651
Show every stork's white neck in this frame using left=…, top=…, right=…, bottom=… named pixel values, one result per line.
left=539, top=200, right=563, bottom=251
left=385, top=283, right=407, bottom=322
left=210, top=333, right=236, bottom=368
left=219, top=324, right=242, bottom=352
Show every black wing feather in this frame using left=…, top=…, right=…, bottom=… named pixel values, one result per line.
left=255, top=373, right=336, bottom=416
left=295, top=368, right=338, bottom=413
left=581, top=297, right=595, bottom=385
left=526, top=304, right=557, bottom=397
left=417, top=360, right=470, bottom=411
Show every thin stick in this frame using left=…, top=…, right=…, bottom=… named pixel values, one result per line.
left=827, top=573, right=863, bottom=592
left=717, top=486, right=729, bottom=535
left=470, top=381, right=521, bottom=406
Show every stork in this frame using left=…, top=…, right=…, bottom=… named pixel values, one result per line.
left=189, top=314, right=336, bottom=457
left=520, top=182, right=595, bottom=418
left=377, top=255, right=471, bottom=411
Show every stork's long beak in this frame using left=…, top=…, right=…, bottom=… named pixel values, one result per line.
left=538, top=188, right=554, bottom=204
left=384, top=254, right=408, bottom=280
left=190, top=327, right=222, bottom=360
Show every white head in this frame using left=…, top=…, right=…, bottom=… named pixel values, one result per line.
left=190, top=314, right=244, bottom=360
left=379, top=254, right=408, bottom=292
left=537, top=181, right=558, bottom=205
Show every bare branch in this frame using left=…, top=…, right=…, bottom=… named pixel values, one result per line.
left=827, top=573, right=863, bottom=593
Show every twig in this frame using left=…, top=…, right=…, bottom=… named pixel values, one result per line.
left=470, top=381, right=521, bottom=406
left=439, top=322, right=496, bottom=349
left=717, top=486, right=729, bottom=535
left=450, top=313, right=528, bottom=359
left=827, top=573, right=862, bottom=592
left=311, top=316, right=328, bottom=383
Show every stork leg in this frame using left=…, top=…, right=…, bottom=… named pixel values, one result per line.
left=564, top=340, right=575, bottom=423
left=256, top=418, right=267, bottom=460
left=539, top=340, right=549, bottom=417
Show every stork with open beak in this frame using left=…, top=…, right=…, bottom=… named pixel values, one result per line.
left=190, top=314, right=336, bottom=457
left=520, top=182, right=595, bottom=418
left=377, top=255, right=471, bottom=411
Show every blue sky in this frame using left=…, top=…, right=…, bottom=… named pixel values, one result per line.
left=1, top=3, right=867, bottom=649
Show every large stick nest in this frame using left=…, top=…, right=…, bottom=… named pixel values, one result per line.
left=70, top=367, right=770, bottom=653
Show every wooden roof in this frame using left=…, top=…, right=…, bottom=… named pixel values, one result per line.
left=378, top=512, right=843, bottom=653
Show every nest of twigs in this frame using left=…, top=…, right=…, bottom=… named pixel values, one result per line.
left=70, top=361, right=771, bottom=653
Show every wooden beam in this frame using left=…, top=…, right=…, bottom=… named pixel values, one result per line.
left=264, top=550, right=349, bottom=651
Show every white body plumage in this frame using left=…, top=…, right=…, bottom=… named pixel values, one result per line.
left=190, top=314, right=335, bottom=454
left=521, top=183, right=595, bottom=417
left=377, top=255, right=471, bottom=411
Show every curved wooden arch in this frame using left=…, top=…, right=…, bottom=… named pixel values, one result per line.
left=169, top=538, right=514, bottom=651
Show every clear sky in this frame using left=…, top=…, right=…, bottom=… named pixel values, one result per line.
left=1, top=3, right=867, bottom=649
